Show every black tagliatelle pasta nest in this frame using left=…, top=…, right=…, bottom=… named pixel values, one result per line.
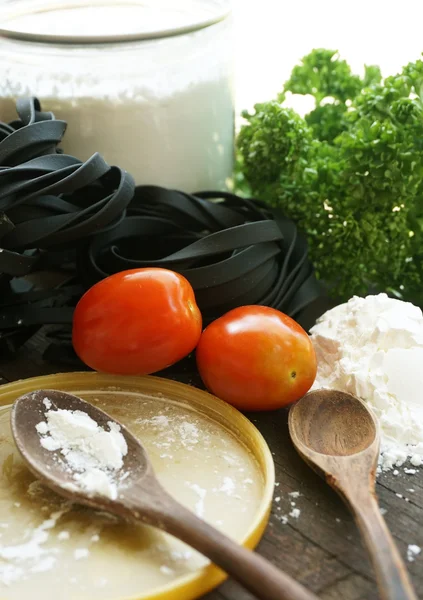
left=0, top=98, right=323, bottom=366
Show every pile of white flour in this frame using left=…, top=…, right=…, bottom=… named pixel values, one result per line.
left=310, top=294, right=423, bottom=470
left=36, top=400, right=128, bottom=499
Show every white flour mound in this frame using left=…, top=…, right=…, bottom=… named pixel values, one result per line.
left=310, top=293, right=423, bottom=470
left=36, top=403, right=128, bottom=499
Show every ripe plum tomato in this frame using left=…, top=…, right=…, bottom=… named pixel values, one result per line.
left=72, top=268, right=202, bottom=375
left=196, top=305, right=317, bottom=411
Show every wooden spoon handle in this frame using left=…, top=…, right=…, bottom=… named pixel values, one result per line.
left=153, top=497, right=317, bottom=600
left=353, top=494, right=417, bottom=600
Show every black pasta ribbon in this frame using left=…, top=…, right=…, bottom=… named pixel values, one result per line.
left=0, top=97, right=322, bottom=364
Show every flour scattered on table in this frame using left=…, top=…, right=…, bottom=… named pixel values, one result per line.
left=404, top=468, right=417, bottom=475
left=277, top=515, right=289, bottom=525
left=36, top=402, right=128, bottom=500
left=407, top=544, right=421, bottom=562
left=288, top=491, right=300, bottom=499
left=311, top=294, right=423, bottom=471
left=273, top=490, right=303, bottom=524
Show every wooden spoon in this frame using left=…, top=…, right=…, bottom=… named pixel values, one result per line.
left=288, top=389, right=417, bottom=600
left=11, top=389, right=318, bottom=600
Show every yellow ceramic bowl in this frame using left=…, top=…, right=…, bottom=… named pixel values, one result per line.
left=0, top=373, right=275, bottom=600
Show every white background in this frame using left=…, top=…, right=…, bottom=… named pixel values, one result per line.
left=232, top=0, right=423, bottom=113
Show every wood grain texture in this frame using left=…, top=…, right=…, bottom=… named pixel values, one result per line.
left=0, top=332, right=422, bottom=599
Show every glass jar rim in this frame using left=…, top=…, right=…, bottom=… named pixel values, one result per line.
left=0, top=0, right=231, bottom=44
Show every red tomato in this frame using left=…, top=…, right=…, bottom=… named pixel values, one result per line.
left=196, top=306, right=316, bottom=411
left=72, top=268, right=202, bottom=375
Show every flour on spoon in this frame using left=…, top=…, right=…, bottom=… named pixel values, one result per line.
left=36, top=399, right=128, bottom=500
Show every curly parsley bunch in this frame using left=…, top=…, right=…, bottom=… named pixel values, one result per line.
left=237, top=50, right=423, bottom=303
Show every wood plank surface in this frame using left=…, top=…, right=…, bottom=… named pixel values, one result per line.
left=0, top=333, right=422, bottom=600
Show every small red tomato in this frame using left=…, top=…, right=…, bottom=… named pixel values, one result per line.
left=196, top=306, right=316, bottom=411
left=73, top=268, right=202, bottom=375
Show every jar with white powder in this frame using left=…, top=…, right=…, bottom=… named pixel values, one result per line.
left=0, top=0, right=234, bottom=191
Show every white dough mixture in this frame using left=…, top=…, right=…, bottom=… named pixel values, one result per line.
left=311, top=293, right=423, bottom=470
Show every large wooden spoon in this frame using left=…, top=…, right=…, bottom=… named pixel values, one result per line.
left=289, top=389, right=417, bottom=600
left=11, top=388, right=318, bottom=600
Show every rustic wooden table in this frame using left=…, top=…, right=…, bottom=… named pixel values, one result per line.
left=0, top=333, right=422, bottom=600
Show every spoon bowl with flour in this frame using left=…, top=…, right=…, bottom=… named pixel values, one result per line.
left=11, top=389, right=148, bottom=510
left=11, top=388, right=318, bottom=600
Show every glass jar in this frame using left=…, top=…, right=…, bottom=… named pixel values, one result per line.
left=0, top=0, right=234, bottom=191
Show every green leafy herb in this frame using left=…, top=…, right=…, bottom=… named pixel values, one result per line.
left=281, top=48, right=363, bottom=105
left=237, top=49, right=423, bottom=304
